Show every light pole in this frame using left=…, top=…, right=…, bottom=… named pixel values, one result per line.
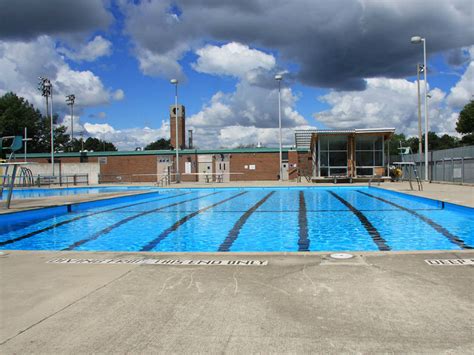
left=411, top=35, right=429, bottom=181
left=275, top=74, right=283, bottom=181
left=38, top=77, right=55, bottom=176
left=66, top=94, right=75, bottom=146
left=170, top=79, right=180, bottom=183
left=416, top=64, right=423, bottom=162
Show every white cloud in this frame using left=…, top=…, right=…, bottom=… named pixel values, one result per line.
left=215, top=125, right=312, bottom=149
left=187, top=79, right=306, bottom=148
left=192, top=42, right=276, bottom=78
left=0, top=36, right=118, bottom=114
left=112, top=89, right=125, bottom=101
left=81, top=120, right=171, bottom=150
left=83, top=122, right=116, bottom=135
left=446, top=61, right=474, bottom=109
left=58, top=35, right=112, bottom=62
left=314, top=75, right=468, bottom=136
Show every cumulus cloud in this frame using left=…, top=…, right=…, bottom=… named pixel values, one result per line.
left=82, top=120, right=171, bottom=150
left=314, top=76, right=465, bottom=136
left=446, top=62, right=474, bottom=109
left=192, top=42, right=275, bottom=78
left=172, top=40, right=305, bottom=148
left=121, top=0, right=474, bottom=90
left=0, top=36, right=120, bottom=115
left=58, top=36, right=112, bottom=62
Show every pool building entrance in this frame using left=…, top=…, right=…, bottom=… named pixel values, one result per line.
left=296, top=128, right=395, bottom=182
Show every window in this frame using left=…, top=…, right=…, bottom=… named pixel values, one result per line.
left=318, top=135, right=348, bottom=176
left=355, top=135, right=384, bottom=176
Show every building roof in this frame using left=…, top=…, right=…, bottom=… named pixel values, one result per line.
left=24, top=147, right=309, bottom=158
left=295, top=128, right=396, bottom=148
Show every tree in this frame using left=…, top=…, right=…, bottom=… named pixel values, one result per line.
left=0, top=92, right=70, bottom=153
left=144, top=138, right=171, bottom=150
left=72, top=137, right=117, bottom=152
left=456, top=100, right=474, bottom=145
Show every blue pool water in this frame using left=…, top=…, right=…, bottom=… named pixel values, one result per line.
left=0, top=186, right=156, bottom=200
left=1, top=187, right=473, bottom=252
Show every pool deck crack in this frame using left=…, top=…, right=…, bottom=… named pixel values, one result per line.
left=0, top=268, right=135, bottom=346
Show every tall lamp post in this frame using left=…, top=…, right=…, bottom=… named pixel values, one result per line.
left=38, top=77, right=55, bottom=176
left=275, top=74, right=283, bottom=181
left=411, top=35, right=429, bottom=181
left=170, top=79, right=180, bottom=183
left=66, top=94, right=75, bottom=145
left=416, top=64, right=423, bottom=162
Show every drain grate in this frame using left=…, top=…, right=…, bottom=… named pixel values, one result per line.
left=425, top=259, right=473, bottom=265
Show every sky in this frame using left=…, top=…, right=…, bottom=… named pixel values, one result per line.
left=0, top=0, right=473, bottom=150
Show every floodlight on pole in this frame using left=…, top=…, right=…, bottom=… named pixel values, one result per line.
left=411, top=35, right=429, bottom=181
left=38, top=77, right=55, bottom=176
left=170, top=78, right=180, bottom=183
left=275, top=74, right=283, bottom=181
left=66, top=94, right=75, bottom=144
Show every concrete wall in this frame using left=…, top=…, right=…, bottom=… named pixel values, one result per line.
left=26, top=162, right=100, bottom=184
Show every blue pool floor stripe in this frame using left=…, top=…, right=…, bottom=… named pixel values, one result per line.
left=141, top=191, right=248, bottom=252
left=218, top=191, right=275, bottom=252
left=328, top=191, right=390, bottom=251
left=358, top=190, right=472, bottom=249
left=298, top=191, right=310, bottom=251
left=0, top=191, right=194, bottom=248
left=63, top=192, right=221, bottom=251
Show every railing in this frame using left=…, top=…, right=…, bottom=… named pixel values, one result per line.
left=33, top=174, right=89, bottom=187
left=99, top=173, right=161, bottom=184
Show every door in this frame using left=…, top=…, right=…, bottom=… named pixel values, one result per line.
left=197, top=155, right=213, bottom=182
left=281, top=162, right=289, bottom=181
left=157, top=156, right=172, bottom=181
left=216, top=161, right=230, bottom=182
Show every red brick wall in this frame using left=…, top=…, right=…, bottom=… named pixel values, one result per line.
left=229, top=153, right=280, bottom=181
left=27, top=150, right=311, bottom=182
left=100, top=155, right=157, bottom=183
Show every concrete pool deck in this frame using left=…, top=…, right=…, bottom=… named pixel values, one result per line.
left=1, top=181, right=473, bottom=213
left=1, top=250, right=473, bottom=353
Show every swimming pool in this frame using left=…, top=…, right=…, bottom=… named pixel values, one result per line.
left=1, top=187, right=473, bottom=252
left=0, top=186, right=156, bottom=200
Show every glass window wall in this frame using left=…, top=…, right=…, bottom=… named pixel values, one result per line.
left=318, top=135, right=348, bottom=176
left=355, top=136, right=384, bottom=176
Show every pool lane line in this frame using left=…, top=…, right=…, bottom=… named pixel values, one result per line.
left=327, top=191, right=390, bottom=251
left=298, top=191, right=310, bottom=252
left=0, top=191, right=195, bottom=248
left=357, top=190, right=472, bottom=250
left=218, top=191, right=275, bottom=252
left=141, top=191, right=248, bottom=252
left=64, top=191, right=221, bottom=251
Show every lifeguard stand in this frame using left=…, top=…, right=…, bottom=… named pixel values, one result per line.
left=393, top=145, right=423, bottom=191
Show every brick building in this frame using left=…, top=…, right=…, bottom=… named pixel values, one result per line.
left=23, top=105, right=394, bottom=184
left=26, top=148, right=312, bottom=183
